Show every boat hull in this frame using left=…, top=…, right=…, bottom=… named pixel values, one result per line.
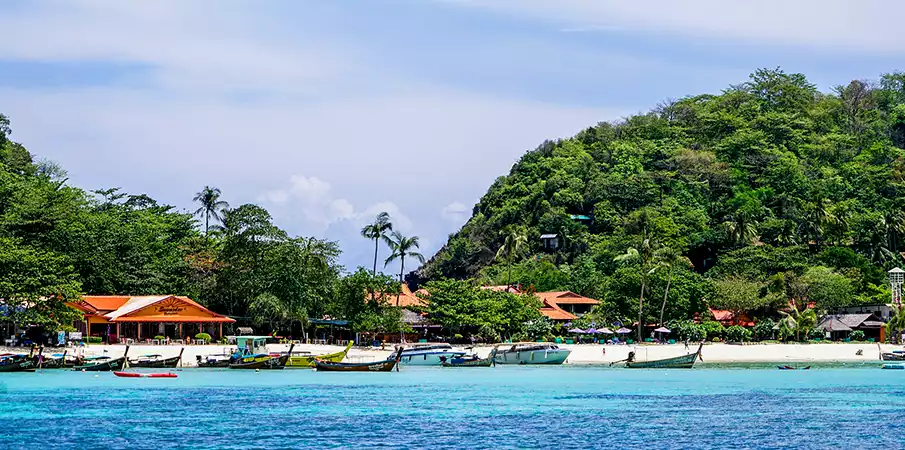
left=73, top=357, right=126, bottom=372
left=114, top=371, right=178, bottom=378
left=493, top=349, right=570, bottom=365
left=0, top=357, right=36, bottom=372
left=442, top=356, right=493, bottom=367
left=129, top=356, right=181, bottom=368
left=625, top=344, right=703, bottom=369
left=286, top=342, right=352, bottom=368
left=228, top=355, right=288, bottom=370
left=315, top=359, right=398, bottom=372
left=400, top=350, right=467, bottom=366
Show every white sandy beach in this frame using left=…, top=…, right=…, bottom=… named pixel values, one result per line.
left=3, top=341, right=897, bottom=366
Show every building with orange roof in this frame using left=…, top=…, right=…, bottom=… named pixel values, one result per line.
left=369, top=284, right=427, bottom=308
left=68, top=295, right=235, bottom=343
left=708, top=307, right=755, bottom=327
left=481, top=285, right=522, bottom=294
left=535, top=291, right=600, bottom=318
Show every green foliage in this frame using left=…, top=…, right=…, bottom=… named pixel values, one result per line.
left=666, top=319, right=705, bottom=342
left=423, top=278, right=541, bottom=341
left=154, top=335, right=165, bottom=340
left=850, top=330, right=865, bottom=341
left=85, top=336, right=102, bottom=344
left=753, top=319, right=776, bottom=341
left=522, top=317, right=554, bottom=341
left=194, top=333, right=212, bottom=341
left=725, top=325, right=752, bottom=343
left=700, top=321, right=725, bottom=340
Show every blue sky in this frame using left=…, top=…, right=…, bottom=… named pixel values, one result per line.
left=1, top=0, right=903, bottom=274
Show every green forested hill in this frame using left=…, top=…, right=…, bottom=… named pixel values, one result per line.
left=421, top=69, right=905, bottom=324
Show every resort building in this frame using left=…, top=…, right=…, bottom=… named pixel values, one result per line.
left=816, top=313, right=885, bottom=341
left=708, top=308, right=755, bottom=327
left=67, top=295, right=235, bottom=343
left=535, top=291, right=600, bottom=322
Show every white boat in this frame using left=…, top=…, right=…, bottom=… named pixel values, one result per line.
left=493, top=342, right=571, bottom=365
left=398, top=343, right=466, bottom=365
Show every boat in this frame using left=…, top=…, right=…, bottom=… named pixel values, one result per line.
left=882, top=363, right=905, bottom=370
left=285, top=341, right=353, bottom=368
left=36, top=351, right=70, bottom=369
left=0, top=353, right=36, bottom=372
left=129, top=349, right=184, bottom=368
left=196, top=351, right=233, bottom=368
left=228, top=337, right=292, bottom=370
left=778, top=365, right=811, bottom=370
left=624, top=343, right=704, bottom=369
left=314, top=348, right=403, bottom=372
left=441, top=349, right=496, bottom=367
left=114, top=371, right=178, bottom=378
left=73, top=346, right=129, bottom=372
left=492, top=342, right=571, bottom=365
left=878, top=343, right=905, bottom=361
left=398, top=343, right=467, bottom=366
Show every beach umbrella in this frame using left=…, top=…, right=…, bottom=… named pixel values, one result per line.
left=616, top=328, right=632, bottom=334
left=654, top=327, right=671, bottom=333
left=599, top=328, right=614, bottom=334
left=585, top=328, right=599, bottom=334
left=568, top=328, right=585, bottom=334
left=563, top=322, right=573, bottom=328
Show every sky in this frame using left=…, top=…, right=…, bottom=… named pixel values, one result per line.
left=1, top=0, right=904, bottom=274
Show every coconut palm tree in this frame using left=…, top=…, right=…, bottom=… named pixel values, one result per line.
left=193, top=186, right=229, bottom=235
left=886, top=304, right=905, bottom=344
left=361, top=212, right=393, bottom=275
left=384, top=231, right=425, bottom=307
left=614, top=238, right=658, bottom=341
left=653, top=247, right=692, bottom=327
left=495, top=227, right=528, bottom=291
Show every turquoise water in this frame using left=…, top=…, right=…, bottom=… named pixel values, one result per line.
left=1, top=366, right=904, bottom=449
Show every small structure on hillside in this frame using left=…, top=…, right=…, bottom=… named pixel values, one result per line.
left=890, top=267, right=904, bottom=305
left=540, top=234, right=559, bottom=250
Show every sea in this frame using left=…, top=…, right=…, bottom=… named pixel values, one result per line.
left=1, top=364, right=904, bottom=449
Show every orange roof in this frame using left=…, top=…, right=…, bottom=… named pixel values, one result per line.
left=481, top=285, right=522, bottom=294
left=708, top=308, right=754, bottom=327
left=71, top=295, right=234, bottom=323
left=80, top=295, right=131, bottom=312
left=536, top=291, right=600, bottom=305
left=370, top=284, right=426, bottom=308
left=539, top=300, right=577, bottom=321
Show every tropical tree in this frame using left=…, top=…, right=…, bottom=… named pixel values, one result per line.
left=384, top=231, right=425, bottom=306
left=653, top=247, right=692, bottom=327
left=495, top=227, right=528, bottom=291
left=886, top=304, right=905, bottom=344
left=192, top=186, right=229, bottom=235
left=614, top=237, right=657, bottom=340
left=361, top=212, right=393, bottom=275
left=778, top=305, right=817, bottom=341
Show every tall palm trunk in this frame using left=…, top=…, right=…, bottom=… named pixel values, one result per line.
left=637, top=278, right=646, bottom=341
left=506, top=256, right=512, bottom=291
left=396, top=255, right=405, bottom=307
left=204, top=211, right=210, bottom=235
left=658, top=267, right=673, bottom=327
left=372, top=237, right=379, bottom=275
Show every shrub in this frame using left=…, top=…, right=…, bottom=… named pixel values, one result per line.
left=711, top=337, right=721, bottom=342
left=725, top=326, right=752, bottom=343
left=701, top=321, right=725, bottom=340
left=195, top=333, right=212, bottom=342
left=806, top=328, right=824, bottom=340
left=753, top=319, right=775, bottom=341
left=850, top=330, right=865, bottom=341
left=85, top=336, right=102, bottom=344
left=154, top=335, right=165, bottom=340
left=667, top=320, right=705, bottom=342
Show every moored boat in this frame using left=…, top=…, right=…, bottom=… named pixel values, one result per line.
left=73, top=346, right=130, bottom=372
left=493, top=342, right=571, bottom=365
left=882, top=363, right=905, bottom=370
left=286, top=341, right=353, bottom=368
left=398, top=343, right=467, bottom=366
left=441, top=349, right=495, bottom=367
left=228, top=337, right=292, bottom=370
left=778, top=365, right=811, bottom=370
left=0, top=353, right=36, bottom=372
left=129, top=349, right=184, bottom=368
left=114, top=371, right=178, bottom=378
left=315, top=348, right=403, bottom=372
left=878, top=343, right=905, bottom=361
left=624, top=343, right=703, bottom=369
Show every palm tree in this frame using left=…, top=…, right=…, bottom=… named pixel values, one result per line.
left=886, top=304, right=905, bottom=344
left=361, top=212, right=393, bottom=275
left=193, top=186, right=229, bottom=235
left=384, top=231, right=425, bottom=307
left=653, top=247, right=692, bottom=327
left=495, top=228, right=528, bottom=291
left=722, top=215, right=758, bottom=247
left=614, top=238, right=658, bottom=341
left=778, top=304, right=816, bottom=341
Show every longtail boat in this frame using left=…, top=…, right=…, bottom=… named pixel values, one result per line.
left=315, top=348, right=403, bottom=372
left=36, top=350, right=69, bottom=369
left=878, top=343, right=905, bottom=361
left=623, top=342, right=703, bottom=369
left=114, top=371, right=178, bottom=378
left=129, top=348, right=184, bottom=368
left=441, top=349, right=496, bottom=367
left=778, top=365, right=811, bottom=370
left=286, top=341, right=353, bottom=368
left=74, top=346, right=129, bottom=372
left=228, top=338, right=292, bottom=370
left=0, top=353, right=36, bottom=372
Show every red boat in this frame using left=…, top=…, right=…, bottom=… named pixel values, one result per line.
left=114, top=371, right=178, bottom=378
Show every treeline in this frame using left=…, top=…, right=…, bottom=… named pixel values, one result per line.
left=0, top=114, right=404, bottom=335
left=421, top=68, right=905, bottom=327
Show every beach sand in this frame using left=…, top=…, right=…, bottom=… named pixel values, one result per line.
left=2, top=341, right=895, bottom=366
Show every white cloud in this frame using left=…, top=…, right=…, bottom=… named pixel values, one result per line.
left=441, top=201, right=471, bottom=224
left=448, top=0, right=905, bottom=52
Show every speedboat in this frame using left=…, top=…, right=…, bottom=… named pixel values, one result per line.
left=492, top=342, right=571, bottom=365
left=398, top=343, right=466, bottom=365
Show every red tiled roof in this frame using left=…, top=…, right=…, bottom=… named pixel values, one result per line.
left=481, top=285, right=522, bottom=294
left=539, top=300, right=577, bottom=321
left=708, top=308, right=754, bottom=327
left=536, top=291, right=600, bottom=305
left=71, top=295, right=235, bottom=323
left=370, top=285, right=426, bottom=308
left=80, top=295, right=131, bottom=312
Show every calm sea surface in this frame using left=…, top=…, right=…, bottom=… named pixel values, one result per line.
left=1, top=364, right=904, bottom=449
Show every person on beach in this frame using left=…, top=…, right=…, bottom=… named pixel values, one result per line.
left=684, top=339, right=689, bottom=350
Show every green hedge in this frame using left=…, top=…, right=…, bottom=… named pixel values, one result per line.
left=85, top=336, right=102, bottom=344
left=195, top=333, right=212, bottom=341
